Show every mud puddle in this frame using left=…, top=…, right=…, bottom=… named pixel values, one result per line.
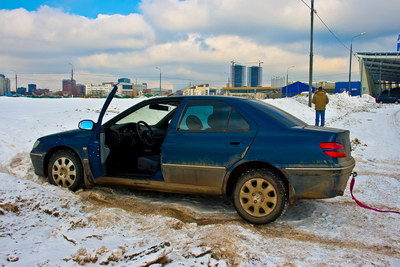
left=78, top=187, right=240, bottom=225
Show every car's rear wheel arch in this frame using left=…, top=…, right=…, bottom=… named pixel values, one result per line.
left=225, top=161, right=290, bottom=200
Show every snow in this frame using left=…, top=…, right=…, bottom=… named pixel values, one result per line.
left=0, top=93, right=399, bottom=266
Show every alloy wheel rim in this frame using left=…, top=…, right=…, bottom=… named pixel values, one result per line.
left=51, top=157, right=76, bottom=188
left=239, top=178, right=277, bottom=217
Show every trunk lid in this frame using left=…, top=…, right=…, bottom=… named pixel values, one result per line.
left=302, top=125, right=353, bottom=162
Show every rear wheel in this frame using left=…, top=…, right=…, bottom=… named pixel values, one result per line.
left=233, top=169, right=287, bottom=224
left=47, top=150, right=83, bottom=191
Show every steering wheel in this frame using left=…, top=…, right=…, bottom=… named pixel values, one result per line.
left=136, top=121, right=156, bottom=146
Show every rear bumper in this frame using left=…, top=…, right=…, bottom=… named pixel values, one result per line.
left=30, top=152, right=46, bottom=177
left=283, top=158, right=355, bottom=201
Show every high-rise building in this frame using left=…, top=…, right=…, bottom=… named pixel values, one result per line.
left=75, top=84, right=86, bottom=96
left=248, top=66, right=262, bottom=87
left=28, top=84, right=37, bottom=95
left=397, top=34, right=400, bottom=51
left=231, top=65, right=246, bottom=87
left=62, top=79, right=76, bottom=95
left=17, top=87, right=27, bottom=95
left=0, top=74, right=11, bottom=95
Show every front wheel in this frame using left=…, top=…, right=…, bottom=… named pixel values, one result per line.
left=47, top=150, right=83, bottom=191
left=233, top=169, right=287, bottom=224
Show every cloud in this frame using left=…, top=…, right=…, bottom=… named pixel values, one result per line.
left=0, top=6, right=154, bottom=57
left=141, top=0, right=400, bottom=47
left=76, top=34, right=333, bottom=84
left=140, top=0, right=210, bottom=31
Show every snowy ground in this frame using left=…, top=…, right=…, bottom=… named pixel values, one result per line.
left=0, top=94, right=399, bottom=266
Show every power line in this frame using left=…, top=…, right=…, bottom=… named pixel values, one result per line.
left=298, top=0, right=350, bottom=51
left=315, top=13, right=349, bottom=50
left=299, top=0, right=311, bottom=9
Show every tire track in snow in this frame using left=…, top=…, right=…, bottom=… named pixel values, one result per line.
left=77, top=187, right=399, bottom=259
left=250, top=224, right=399, bottom=258
left=356, top=170, right=400, bottom=182
left=314, top=199, right=400, bottom=215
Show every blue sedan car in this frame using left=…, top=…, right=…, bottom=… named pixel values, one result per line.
left=30, top=86, right=355, bottom=224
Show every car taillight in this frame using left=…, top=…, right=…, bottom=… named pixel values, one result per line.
left=320, top=142, right=347, bottom=158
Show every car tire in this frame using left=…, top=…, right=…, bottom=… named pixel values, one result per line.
left=233, top=169, right=287, bottom=224
left=47, top=150, right=83, bottom=191
left=395, top=100, right=399, bottom=104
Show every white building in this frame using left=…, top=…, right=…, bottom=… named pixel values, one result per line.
left=271, top=76, right=286, bottom=88
left=117, top=82, right=143, bottom=97
left=86, top=81, right=145, bottom=98
left=134, top=82, right=147, bottom=91
left=315, top=81, right=335, bottom=88
left=0, top=74, right=11, bottom=96
left=183, top=84, right=220, bottom=96
left=85, top=83, right=114, bottom=97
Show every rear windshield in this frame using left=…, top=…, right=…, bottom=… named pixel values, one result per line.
left=248, top=99, right=307, bottom=127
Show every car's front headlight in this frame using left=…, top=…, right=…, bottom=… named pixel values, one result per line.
left=32, top=140, right=41, bottom=149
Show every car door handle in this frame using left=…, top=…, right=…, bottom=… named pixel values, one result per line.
left=230, top=142, right=241, bottom=146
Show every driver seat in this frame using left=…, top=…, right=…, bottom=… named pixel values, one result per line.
left=137, top=155, right=159, bottom=174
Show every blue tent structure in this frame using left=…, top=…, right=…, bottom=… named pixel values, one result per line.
left=281, top=81, right=316, bottom=97
left=335, top=81, right=361, bottom=96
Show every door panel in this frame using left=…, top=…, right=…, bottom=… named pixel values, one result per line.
left=88, top=85, right=118, bottom=179
left=161, top=99, right=257, bottom=187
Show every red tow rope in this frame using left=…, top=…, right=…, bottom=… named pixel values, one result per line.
left=349, top=172, right=400, bottom=214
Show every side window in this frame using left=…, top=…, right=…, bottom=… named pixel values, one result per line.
left=228, top=109, right=250, bottom=131
left=178, top=100, right=250, bottom=132
left=179, top=105, right=213, bottom=131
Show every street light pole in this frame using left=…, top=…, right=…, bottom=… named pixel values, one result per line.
left=308, top=0, right=315, bottom=107
left=224, top=71, right=230, bottom=96
left=156, top=67, right=161, bottom=95
left=286, top=66, right=295, bottom=97
left=348, top=32, right=366, bottom=95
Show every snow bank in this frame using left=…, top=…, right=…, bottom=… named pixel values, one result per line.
left=0, top=95, right=399, bottom=266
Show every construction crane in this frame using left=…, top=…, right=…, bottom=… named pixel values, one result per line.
left=231, top=60, right=264, bottom=67
left=232, top=60, right=264, bottom=67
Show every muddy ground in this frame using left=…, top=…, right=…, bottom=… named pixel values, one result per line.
left=1, top=152, right=399, bottom=266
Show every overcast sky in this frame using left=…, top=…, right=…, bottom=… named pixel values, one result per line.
left=0, top=0, right=399, bottom=91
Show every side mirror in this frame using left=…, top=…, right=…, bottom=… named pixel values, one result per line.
left=78, top=120, right=95, bottom=131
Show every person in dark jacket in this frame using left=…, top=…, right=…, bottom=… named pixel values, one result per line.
left=312, top=87, right=329, bottom=127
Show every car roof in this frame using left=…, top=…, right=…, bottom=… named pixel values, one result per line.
left=155, top=95, right=249, bottom=102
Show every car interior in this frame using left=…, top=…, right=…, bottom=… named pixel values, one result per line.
left=101, top=99, right=250, bottom=179
left=103, top=100, right=181, bottom=178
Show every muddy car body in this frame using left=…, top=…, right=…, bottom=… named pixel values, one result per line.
left=30, top=86, right=355, bottom=224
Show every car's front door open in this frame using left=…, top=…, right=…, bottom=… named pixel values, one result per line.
left=86, top=85, right=118, bottom=180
